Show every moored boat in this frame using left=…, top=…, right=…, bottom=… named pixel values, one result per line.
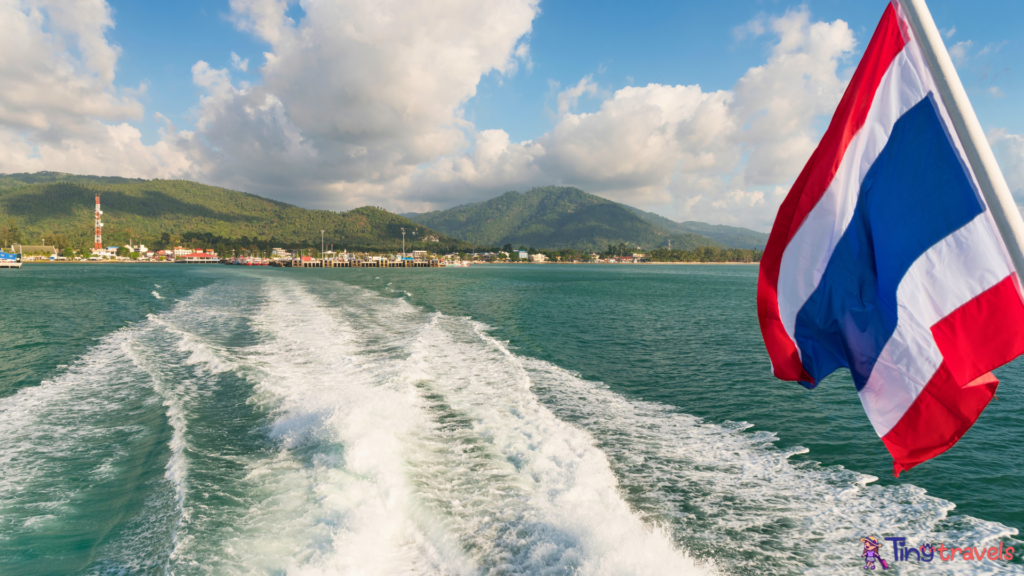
left=0, top=251, right=22, bottom=269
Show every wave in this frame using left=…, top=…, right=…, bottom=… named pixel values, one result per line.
left=2, top=274, right=1018, bottom=576
left=199, top=279, right=709, bottom=575
left=232, top=277, right=1018, bottom=575
left=0, top=327, right=181, bottom=575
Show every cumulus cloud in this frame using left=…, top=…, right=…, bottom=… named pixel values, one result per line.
left=0, top=0, right=195, bottom=177
left=2, top=0, right=860, bottom=231
left=410, top=7, right=855, bottom=230
left=0, top=0, right=541, bottom=206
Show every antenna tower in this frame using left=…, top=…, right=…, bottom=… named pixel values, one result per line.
left=94, top=195, right=103, bottom=249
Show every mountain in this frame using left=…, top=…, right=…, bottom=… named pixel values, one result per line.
left=407, top=186, right=719, bottom=252
left=408, top=186, right=763, bottom=251
left=0, top=172, right=471, bottom=252
left=625, top=207, right=769, bottom=250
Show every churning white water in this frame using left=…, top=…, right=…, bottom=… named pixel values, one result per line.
left=0, top=274, right=1019, bottom=575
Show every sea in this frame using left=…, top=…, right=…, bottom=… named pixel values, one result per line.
left=0, top=264, right=1020, bottom=576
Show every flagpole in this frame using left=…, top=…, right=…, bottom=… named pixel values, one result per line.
left=899, top=0, right=1024, bottom=284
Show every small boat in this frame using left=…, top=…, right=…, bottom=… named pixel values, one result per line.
left=0, top=251, right=22, bottom=269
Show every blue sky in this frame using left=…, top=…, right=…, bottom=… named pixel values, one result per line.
left=107, top=1, right=1023, bottom=148
left=3, top=0, right=1023, bottom=229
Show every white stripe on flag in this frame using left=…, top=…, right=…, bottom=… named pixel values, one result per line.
left=858, top=211, right=1012, bottom=437
left=778, top=49, right=931, bottom=346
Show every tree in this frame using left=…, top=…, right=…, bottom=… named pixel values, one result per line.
left=81, top=247, right=92, bottom=259
left=62, top=248, right=74, bottom=259
left=0, top=218, right=22, bottom=248
left=129, top=252, right=140, bottom=260
left=509, top=252, right=519, bottom=262
left=117, top=246, right=130, bottom=258
left=44, top=232, right=69, bottom=250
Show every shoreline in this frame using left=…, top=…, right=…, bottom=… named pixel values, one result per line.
left=14, top=260, right=760, bottom=266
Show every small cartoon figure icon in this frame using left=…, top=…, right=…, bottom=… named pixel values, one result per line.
left=860, top=537, right=888, bottom=570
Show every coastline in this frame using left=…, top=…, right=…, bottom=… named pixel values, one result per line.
left=13, top=260, right=760, bottom=266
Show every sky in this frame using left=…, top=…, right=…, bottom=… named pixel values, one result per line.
left=2, top=0, right=1023, bottom=231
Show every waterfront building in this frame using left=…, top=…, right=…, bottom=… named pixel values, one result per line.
left=529, top=253, right=548, bottom=263
left=10, top=244, right=57, bottom=258
left=515, top=250, right=528, bottom=260
left=178, top=252, right=220, bottom=264
left=412, top=250, right=428, bottom=260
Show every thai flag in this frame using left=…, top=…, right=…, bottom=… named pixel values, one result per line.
left=757, top=1, right=1024, bottom=475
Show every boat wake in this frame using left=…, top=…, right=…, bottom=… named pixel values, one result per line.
left=0, top=275, right=1018, bottom=575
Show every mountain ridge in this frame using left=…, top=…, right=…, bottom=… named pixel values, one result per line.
left=0, top=173, right=472, bottom=253
left=407, top=186, right=767, bottom=251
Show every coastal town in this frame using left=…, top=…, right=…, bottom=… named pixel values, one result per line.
left=1, top=194, right=762, bottom=268
left=0, top=194, right=660, bottom=266
left=3, top=242, right=653, bottom=266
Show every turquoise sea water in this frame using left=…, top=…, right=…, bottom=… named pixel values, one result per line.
left=0, top=263, right=1020, bottom=575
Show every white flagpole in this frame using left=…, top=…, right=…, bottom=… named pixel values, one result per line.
left=899, top=0, right=1024, bottom=283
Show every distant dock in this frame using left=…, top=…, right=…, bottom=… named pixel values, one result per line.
left=288, top=259, right=443, bottom=268
left=221, top=257, right=449, bottom=268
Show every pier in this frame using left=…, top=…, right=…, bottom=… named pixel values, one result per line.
left=286, top=259, right=444, bottom=268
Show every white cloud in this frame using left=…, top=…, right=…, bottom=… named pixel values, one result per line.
left=0, top=0, right=541, bottom=207
left=186, top=0, right=540, bottom=204
left=949, top=40, right=973, bottom=65
left=0, top=0, right=194, bottom=177
left=945, top=26, right=956, bottom=39
left=230, top=51, right=249, bottom=72
left=733, top=14, right=767, bottom=41
left=556, top=75, right=601, bottom=115
left=1, top=1, right=860, bottom=231
left=409, top=6, right=856, bottom=230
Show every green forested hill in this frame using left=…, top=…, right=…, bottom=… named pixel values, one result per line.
left=407, top=186, right=719, bottom=251
left=0, top=173, right=471, bottom=253
left=625, top=207, right=769, bottom=250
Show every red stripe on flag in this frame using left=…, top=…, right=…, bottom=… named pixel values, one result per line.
left=882, top=274, right=1024, bottom=475
left=931, top=273, right=1024, bottom=387
left=882, top=365, right=997, bottom=476
left=757, top=3, right=908, bottom=382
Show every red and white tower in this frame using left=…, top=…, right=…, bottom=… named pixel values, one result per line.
left=94, top=195, right=103, bottom=250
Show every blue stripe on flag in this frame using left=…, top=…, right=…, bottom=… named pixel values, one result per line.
left=793, top=94, right=985, bottom=390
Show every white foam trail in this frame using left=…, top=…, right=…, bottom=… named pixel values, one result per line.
left=153, top=291, right=163, bottom=299
left=5, top=275, right=1016, bottom=576
left=0, top=327, right=181, bottom=575
left=208, top=282, right=473, bottom=575
left=217, top=279, right=710, bottom=576
left=510, top=344, right=1021, bottom=575
left=233, top=277, right=1018, bottom=576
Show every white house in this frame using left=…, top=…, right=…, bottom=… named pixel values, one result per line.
left=529, top=253, right=548, bottom=263
left=515, top=250, right=528, bottom=260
